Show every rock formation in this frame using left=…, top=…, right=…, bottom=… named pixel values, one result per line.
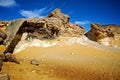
left=4, top=53, right=20, bottom=64
left=0, top=53, right=19, bottom=71
left=0, top=20, right=9, bottom=28
left=0, top=30, right=7, bottom=44
left=85, top=23, right=120, bottom=46
left=3, top=8, right=85, bottom=54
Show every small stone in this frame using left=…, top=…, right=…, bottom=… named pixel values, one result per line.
left=70, top=52, right=75, bottom=55
left=31, top=70, right=36, bottom=73
left=30, top=59, right=39, bottom=66
left=0, top=73, right=10, bottom=80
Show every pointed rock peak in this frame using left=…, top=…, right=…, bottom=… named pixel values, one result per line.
left=52, top=8, right=61, bottom=13
left=48, top=8, right=61, bottom=17
left=91, top=23, right=101, bottom=29
left=48, top=8, right=70, bottom=23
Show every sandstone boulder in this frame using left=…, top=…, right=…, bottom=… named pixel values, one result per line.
left=0, top=30, right=7, bottom=44
left=85, top=23, right=115, bottom=46
left=0, top=30, right=7, bottom=40
left=47, top=8, right=70, bottom=23
left=0, top=20, right=9, bottom=28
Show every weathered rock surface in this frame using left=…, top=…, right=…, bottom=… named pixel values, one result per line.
left=85, top=23, right=120, bottom=46
left=4, top=8, right=85, bottom=54
left=4, top=53, right=20, bottom=64
left=0, top=73, right=10, bottom=80
left=0, top=20, right=9, bottom=28
left=0, top=30, right=7, bottom=44
left=47, top=8, right=70, bottom=23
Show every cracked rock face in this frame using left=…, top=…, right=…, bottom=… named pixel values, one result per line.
left=85, top=23, right=120, bottom=46
left=3, top=8, right=85, bottom=54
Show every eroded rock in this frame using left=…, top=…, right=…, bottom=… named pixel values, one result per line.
left=47, top=8, right=70, bottom=23
left=4, top=53, right=20, bottom=64
left=4, top=8, right=85, bottom=54
left=0, top=30, right=7, bottom=44
left=85, top=23, right=116, bottom=46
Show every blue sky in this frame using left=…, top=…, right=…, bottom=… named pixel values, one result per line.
left=0, top=0, right=120, bottom=31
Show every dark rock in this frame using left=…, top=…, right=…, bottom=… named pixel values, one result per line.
left=0, top=73, right=10, bottom=80
left=0, top=38, right=3, bottom=44
left=4, top=53, right=20, bottom=64
left=0, top=30, right=7, bottom=40
left=30, top=59, right=39, bottom=66
left=0, top=30, right=7, bottom=45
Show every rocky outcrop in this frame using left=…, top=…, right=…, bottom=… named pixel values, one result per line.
left=0, top=20, right=9, bottom=28
left=4, top=8, right=85, bottom=54
left=47, top=8, right=70, bottom=23
left=0, top=53, right=19, bottom=71
left=85, top=23, right=120, bottom=46
left=0, top=30, right=7, bottom=44
left=4, top=53, right=20, bottom=64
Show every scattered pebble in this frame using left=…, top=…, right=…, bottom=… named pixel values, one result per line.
left=30, top=59, right=39, bottom=66
left=70, top=52, right=75, bottom=55
left=31, top=70, right=36, bottom=73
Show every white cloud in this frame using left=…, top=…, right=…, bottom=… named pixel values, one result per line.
left=0, top=0, right=17, bottom=7
left=75, top=20, right=90, bottom=25
left=20, top=6, right=54, bottom=18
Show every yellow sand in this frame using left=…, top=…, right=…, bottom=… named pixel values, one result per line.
left=1, top=41, right=120, bottom=80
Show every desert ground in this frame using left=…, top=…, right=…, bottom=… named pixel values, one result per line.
left=0, top=37, right=120, bottom=80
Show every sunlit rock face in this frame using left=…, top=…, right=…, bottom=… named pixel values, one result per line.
left=4, top=8, right=85, bottom=53
left=0, top=20, right=9, bottom=28
left=85, top=23, right=120, bottom=46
